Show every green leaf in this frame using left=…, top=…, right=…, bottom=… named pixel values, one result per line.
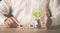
left=33, top=11, right=38, bottom=17
left=39, top=11, right=43, bottom=17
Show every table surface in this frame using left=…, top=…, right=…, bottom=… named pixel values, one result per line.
left=0, top=25, right=60, bottom=33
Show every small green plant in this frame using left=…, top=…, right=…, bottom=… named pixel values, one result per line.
left=33, top=11, right=43, bottom=19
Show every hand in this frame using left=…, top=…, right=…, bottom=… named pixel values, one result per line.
left=40, top=12, right=48, bottom=29
left=4, top=16, right=19, bottom=28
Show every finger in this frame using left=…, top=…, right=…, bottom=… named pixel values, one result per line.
left=5, top=21, right=9, bottom=27
left=10, top=17, right=19, bottom=25
left=6, top=19, right=11, bottom=25
left=8, top=18, right=14, bottom=23
left=11, top=17, right=19, bottom=23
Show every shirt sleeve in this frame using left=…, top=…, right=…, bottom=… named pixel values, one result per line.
left=0, top=0, right=11, bottom=25
left=49, top=0, right=60, bottom=26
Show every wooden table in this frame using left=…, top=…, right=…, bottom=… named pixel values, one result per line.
left=0, top=25, right=60, bottom=33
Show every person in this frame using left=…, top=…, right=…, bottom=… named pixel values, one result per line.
left=0, top=0, right=60, bottom=29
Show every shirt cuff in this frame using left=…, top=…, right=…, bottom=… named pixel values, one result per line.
left=0, top=16, right=7, bottom=25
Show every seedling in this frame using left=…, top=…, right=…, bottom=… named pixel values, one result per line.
left=33, top=11, right=43, bottom=19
